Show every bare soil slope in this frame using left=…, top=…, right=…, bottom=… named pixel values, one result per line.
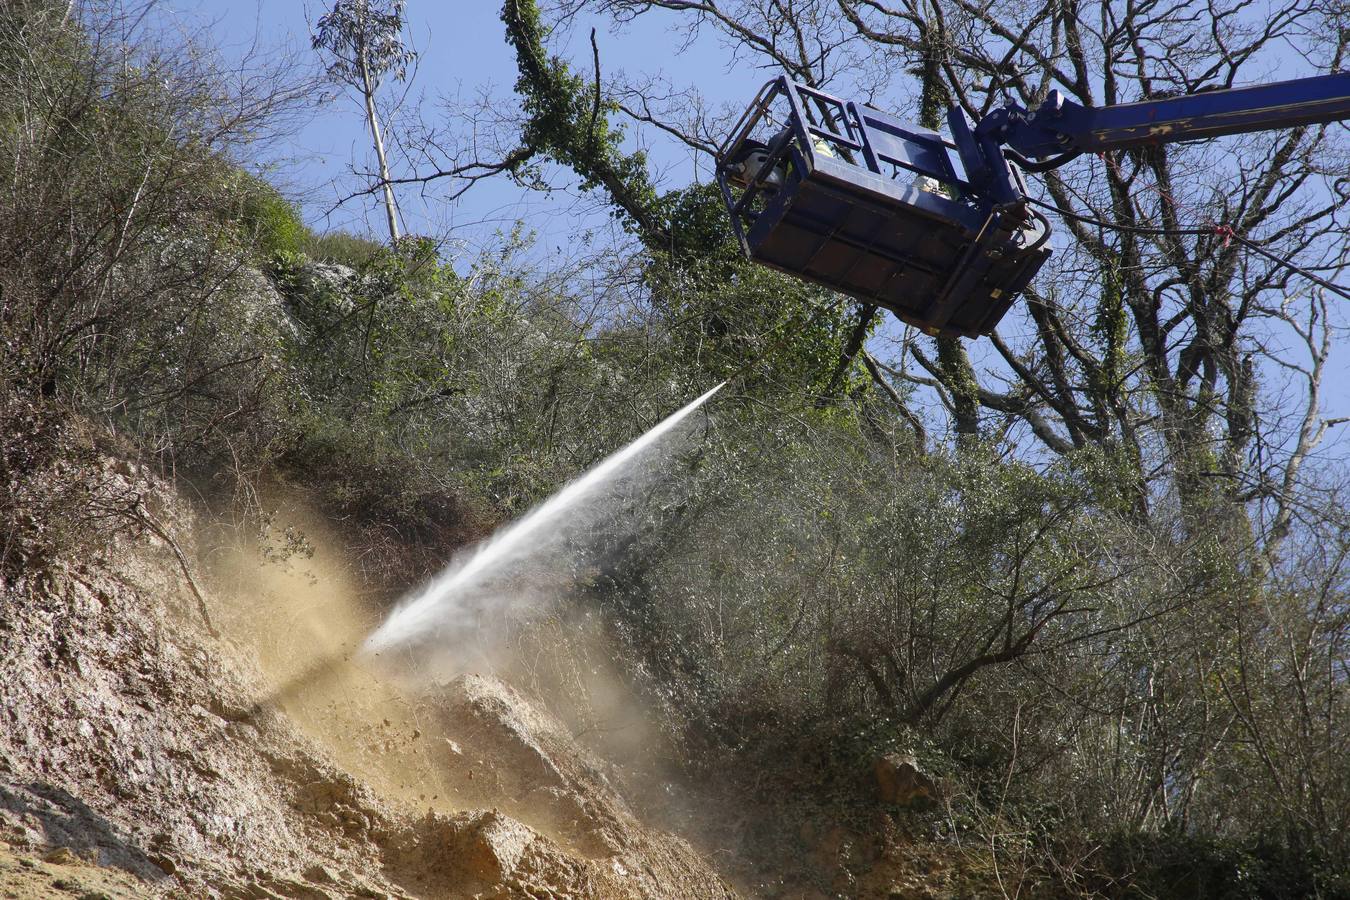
left=0, top=459, right=735, bottom=899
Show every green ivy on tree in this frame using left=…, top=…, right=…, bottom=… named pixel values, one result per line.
left=500, top=0, right=869, bottom=401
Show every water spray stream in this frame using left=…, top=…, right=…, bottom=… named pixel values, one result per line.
left=361, top=382, right=725, bottom=656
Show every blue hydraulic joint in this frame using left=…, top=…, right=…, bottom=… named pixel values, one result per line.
left=947, top=104, right=1025, bottom=207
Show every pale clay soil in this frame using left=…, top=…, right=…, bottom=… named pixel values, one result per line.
left=0, top=458, right=735, bottom=899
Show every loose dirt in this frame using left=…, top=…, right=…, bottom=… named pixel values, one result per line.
left=0, top=460, right=735, bottom=898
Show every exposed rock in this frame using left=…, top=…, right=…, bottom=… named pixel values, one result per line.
left=302, top=862, right=338, bottom=884
left=455, top=810, right=535, bottom=882
left=283, top=262, right=359, bottom=317
left=875, top=753, right=939, bottom=807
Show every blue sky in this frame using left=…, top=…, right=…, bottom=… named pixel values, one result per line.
left=164, top=0, right=751, bottom=255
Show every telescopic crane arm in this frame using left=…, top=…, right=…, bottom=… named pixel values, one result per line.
left=951, top=72, right=1350, bottom=204
left=1002, top=73, right=1350, bottom=154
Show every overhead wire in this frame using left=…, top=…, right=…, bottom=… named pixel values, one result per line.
left=1022, top=195, right=1350, bottom=302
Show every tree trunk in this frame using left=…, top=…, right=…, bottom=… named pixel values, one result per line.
left=359, top=49, right=400, bottom=244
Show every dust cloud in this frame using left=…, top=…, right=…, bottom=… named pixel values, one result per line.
left=206, top=383, right=723, bottom=848
left=212, top=506, right=457, bottom=810
left=209, top=492, right=686, bottom=836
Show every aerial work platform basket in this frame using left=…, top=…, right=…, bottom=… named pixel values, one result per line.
left=716, top=78, right=1051, bottom=339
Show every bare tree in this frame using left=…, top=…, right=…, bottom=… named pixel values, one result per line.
left=1, top=0, right=315, bottom=568
left=564, top=0, right=1349, bottom=557
left=522, top=0, right=1350, bottom=866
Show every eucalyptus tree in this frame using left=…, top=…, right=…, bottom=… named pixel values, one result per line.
left=313, top=0, right=416, bottom=243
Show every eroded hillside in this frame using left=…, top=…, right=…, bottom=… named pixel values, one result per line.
left=0, top=457, right=738, bottom=899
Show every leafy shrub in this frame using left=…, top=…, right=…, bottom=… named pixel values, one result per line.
left=1082, top=831, right=1350, bottom=900
left=235, top=175, right=307, bottom=260
left=277, top=419, right=493, bottom=589
left=0, top=1, right=306, bottom=462
left=300, top=229, right=386, bottom=268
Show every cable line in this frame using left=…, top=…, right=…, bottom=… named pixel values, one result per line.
left=1023, top=196, right=1350, bottom=302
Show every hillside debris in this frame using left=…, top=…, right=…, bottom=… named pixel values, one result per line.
left=0, top=456, right=736, bottom=898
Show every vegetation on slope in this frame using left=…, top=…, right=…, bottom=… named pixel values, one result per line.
left=1, top=0, right=1348, bottom=897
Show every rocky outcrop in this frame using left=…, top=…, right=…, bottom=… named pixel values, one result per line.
left=874, top=754, right=939, bottom=808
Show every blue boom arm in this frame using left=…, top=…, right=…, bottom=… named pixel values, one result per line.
left=952, top=72, right=1350, bottom=204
